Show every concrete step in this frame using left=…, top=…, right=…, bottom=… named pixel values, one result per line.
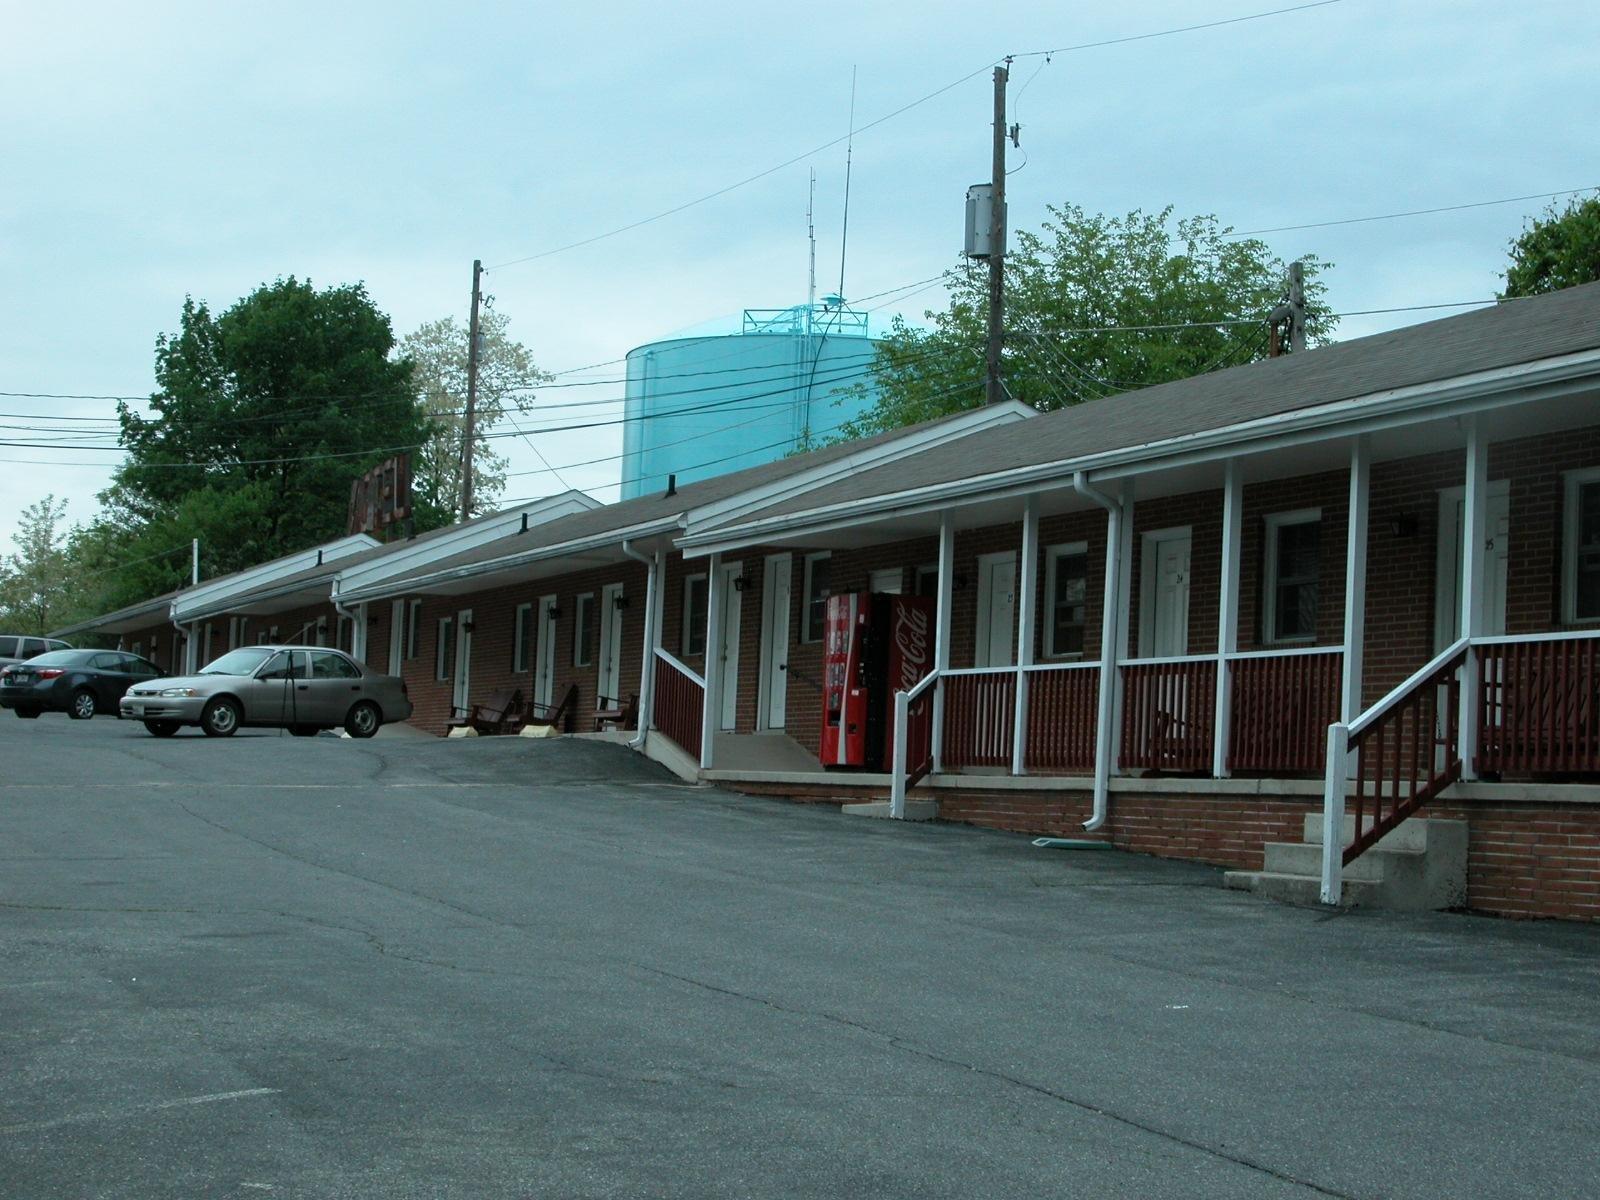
left=841, top=799, right=937, bottom=821
left=1303, top=812, right=1437, bottom=854
left=1263, top=840, right=1393, bottom=883
left=1223, top=870, right=1382, bottom=908
left=1228, top=815, right=1468, bottom=913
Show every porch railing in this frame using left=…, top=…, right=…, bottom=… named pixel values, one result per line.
left=1475, top=631, right=1600, bottom=774
left=1227, top=647, right=1343, bottom=774
left=651, top=648, right=704, bottom=762
left=941, top=668, right=1016, bottom=769
left=1120, top=656, right=1217, bottom=773
left=889, top=669, right=940, bottom=818
left=1024, top=662, right=1100, bottom=771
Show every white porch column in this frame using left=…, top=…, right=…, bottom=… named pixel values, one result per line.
left=1212, top=461, right=1243, bottom=777
left=185, top=623, right=199, bottom=674
left=632, top=548, right=661, bottom=744
left=1459, top=418, right=1488, bottom=779
left=354, top=603, right=369, bottom=662
left=1108, top=479, right=1135, bottom=775
left=1341, top=436, right=1371, bottom=724
left=1087, top=478, right=1134, bottom=829
left=1011, top=496, right=1040, bottom=775
left=699, top=551, right=723, bottom=771
left=929, top=511, right=956, bottom=773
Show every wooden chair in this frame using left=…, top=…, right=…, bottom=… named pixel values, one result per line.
left=446, top=687, right=524, bottom=736
left=593, top=693, right=639, bottom=732
left=524, top=683, right=580, bottom=734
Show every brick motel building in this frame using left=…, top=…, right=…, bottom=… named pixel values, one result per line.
left=60, top=282, right=1600, bottom=921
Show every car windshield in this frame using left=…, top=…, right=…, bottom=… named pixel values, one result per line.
left=16, top=649, right=95, bottom=667
left=200, top=647, right=276, bottom=676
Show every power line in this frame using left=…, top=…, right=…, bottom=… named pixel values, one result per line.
left=1014, top=1, right=1344, bottom=58
left=1228, top=186, right=1600, bottom=237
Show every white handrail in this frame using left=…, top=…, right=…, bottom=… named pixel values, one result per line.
left=1024, top=659, right=1103, bottom=673
left=1119, top=653, right=1215, bottom=668
left=653, top=647, right=705, bottom=690
left=1346, top=636, right=1468, bottom=738
left=1471, top=629, right=1600, bottom=646
left=1225, top=645, right=1344, bottom=661
left=902, top=668, right=940, bottom=702
left=890, top=668, right=941, bottom=819
left=941, top=665, right=1015, bottom=678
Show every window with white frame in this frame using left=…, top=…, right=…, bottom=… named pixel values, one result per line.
left=513, top=602, right=534, bottom=672
left=682, top=574, right=708, bottom=657
left=436, top=617, right=454, bottom=681
left=573, top=593, right=594, bottom=666
left=1565, top=467, right=1600, bottom=623
left=802, top=552, right=831, bottom=643
left=1044, top=542, right=1090, bottom=658
left=406, top=599, right=422, bottom=659
left=315, top=616, right=329, bottom=647
left=1263, top=509, right=1322, bottom=643
left=914, top=563, right=938, bottom=599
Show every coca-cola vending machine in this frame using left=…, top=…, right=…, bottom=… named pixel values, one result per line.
left=820, top=591, right=935, bottom=769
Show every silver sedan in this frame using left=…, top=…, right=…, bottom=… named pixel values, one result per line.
left=120, top=645, right=414, bottom=739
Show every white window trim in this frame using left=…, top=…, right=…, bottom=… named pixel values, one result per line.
left=914, top=563, right=938, bottom=597
left=682, top=573, right=708, bottom=657
left=801, top=551, right=832, bottom=644
left=1043, top=541, right=1089, bottom=659
left=513, top=602, right=534, bottom=673
left=573, top=593, right=594, bottom=667
left=436, top=617, right=454, bottom=681
left=869, top=567, right=904, bottom=595
left=1263, top=508, right=1323, bottom=646
left=1564, top=466, right=1600, bottom=624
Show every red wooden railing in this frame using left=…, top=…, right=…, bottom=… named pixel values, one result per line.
left=1476, top=634, right=1600, bottom=774
left=941, top=669, right=1016, bottom=769
left=1120, top=658, right=1216, bottom=772
left=903, top=683, right=935, bottom=787
left=1024, top=666, right=1099, bottom=771
left=652, top=650, right=704, bottom=762
left=1228, top=649, right=1343, bottom=774
left=1344, top=643, right=1466, bottom=865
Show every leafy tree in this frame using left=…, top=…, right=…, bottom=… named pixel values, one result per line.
left=104, top=278, right=432, bottom=576
left=401, top=303, right=551, bottom=524
left=843, top=204, right=1333, bottom=435
left=0, top=496, right=73, bottom=634
left=1502, top=195, right=1600, bottom=298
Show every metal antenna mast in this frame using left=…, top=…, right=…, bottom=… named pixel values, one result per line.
left=807, top=169, right=817, bottom=336
left=836, top=66, right=857, bottom=311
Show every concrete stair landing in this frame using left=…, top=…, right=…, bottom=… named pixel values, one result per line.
left=1225, top=814, right=1468, bottom=912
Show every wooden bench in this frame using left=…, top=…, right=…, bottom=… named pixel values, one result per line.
left=524, top=683, right=580, bottom=734
left=594, top=693, right=639, bottom=732
left=446, top=687, right=524, bottom=736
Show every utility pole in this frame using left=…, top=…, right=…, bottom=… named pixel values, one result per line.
left=1288, top=260, right=1306, bottom=353
left=985, top=61, right=1010, bottom=405
left=461, top=258, right=484, bottom=523
left=191, top=538, right=199, bottom=586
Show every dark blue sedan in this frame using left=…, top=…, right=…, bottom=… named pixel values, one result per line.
left=0, top=649, right=165, bottom=720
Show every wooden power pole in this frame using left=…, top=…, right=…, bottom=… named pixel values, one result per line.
left=1288, top=260, right=1306, bottom=353
left=985, top=63, right=1009, bottom=405
left=461, top=258, right=484, bottom=522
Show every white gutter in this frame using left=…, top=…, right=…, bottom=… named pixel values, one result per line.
left=332, top=582, right=363, bottom=663
left=1073, top=471, right=1122, bottom=833
left=678, top=348, right=1600, bottom=554
left=620, top=539, right=659, bottom=749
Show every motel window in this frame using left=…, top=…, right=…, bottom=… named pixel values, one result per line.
left=682, top=574, right=708, bottom=657
left=1264, top=509, right=1322, bottom=643
left=513, top=603, right=534, bottom=672
left=914, top=564, right=939, bottom=599
left=574, top=593, right=594, bottom=667
left=802, top=552, right=831, bottom=643
left=337, top=616, right=354, bottom=654
left=1566, top=469, right=1600, bottom=623
left=1044, top=543, right=1089, bottom=658
left=315, top=616, right=329, bottom=647
left=436, top=617, right=454, bottom=681
left=406, top=599, right=422, bottom=659
left=131, top=641, right=143, bottom=659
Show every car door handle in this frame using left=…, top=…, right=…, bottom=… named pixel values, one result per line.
left=296, top=684, right=309, bottom=691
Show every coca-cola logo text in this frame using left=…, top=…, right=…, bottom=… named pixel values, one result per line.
left=892, top=604, right=930, bottom=692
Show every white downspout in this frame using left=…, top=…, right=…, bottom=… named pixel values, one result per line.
left=621, top=539, right=658, bottom=749
left=1073, top=470, right=1128, bottom=833
left=332, top=582, right=364, bottom=663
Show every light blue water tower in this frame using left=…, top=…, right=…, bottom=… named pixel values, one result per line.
left=620, top=298, right=882, bottom=499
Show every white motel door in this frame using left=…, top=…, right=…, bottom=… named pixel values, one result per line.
left=1147, top=534, right=1192, bottom=658
left=534, top=595, right=558, bottom=709
left=452, top=608, right=473, bottom=717
left=1437, top=491, right=1511, bottom=649
left=759, top=553, right=792, bottom=730
left=976, top=553, right=1017, bottom=668
left=597, top=583, right=625, bottom=707
left=718, top=562, right=742, bottom=731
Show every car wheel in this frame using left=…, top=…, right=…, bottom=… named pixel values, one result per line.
left=344, top=701, right=381, bottom=739
left=69, top=689, right=98, bottom=720
left=144, top=720, right=180, bottom=738
left=289, top=725, right=321, bottom=738
left=15, top=706, right=41, bottom=720
left=200, top=697, right=241, bottom=738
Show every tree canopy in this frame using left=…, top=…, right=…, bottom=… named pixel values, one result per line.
left=0, top=496, right=74, bottom=635
left=842, top=204, right=1333, bottom=436
left=1502, top=195, right=1600, bottom=299
left=402, top=303, right=550, bottom=525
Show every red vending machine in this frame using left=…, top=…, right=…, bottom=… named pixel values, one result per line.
left=820, top=591, right=935, bottom=769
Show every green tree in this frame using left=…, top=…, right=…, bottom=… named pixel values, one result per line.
left=401, top=303, right=551, bottom=524
left=843, top=204, right=1333, bottom=435
left=1502, top=195, right=1600, bottom=298
left=104, top=278, right=432, bottom=576
left=0, top=496, right=73, bottom=634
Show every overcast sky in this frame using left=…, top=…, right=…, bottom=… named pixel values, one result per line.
left=2, top=0, right=1594, bottom=552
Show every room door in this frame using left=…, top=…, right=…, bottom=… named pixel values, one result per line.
left=975, top=552, right=1017, bottom=668
left=597, top=582, right=625, bottom=707
left=1435, top=486, right=1511, bottom=650
left=1142, top=531, right=1192, bottom=658
left=758, top=553, right=792, bottom=730
left=452, top=608, right=473, bottom=716
left=718, top=561, right=742, bottom=731
left=534, top=594, right=557, bottom=709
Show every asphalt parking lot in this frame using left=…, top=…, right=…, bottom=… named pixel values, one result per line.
left=3, top=712, right=1599, bottom=1198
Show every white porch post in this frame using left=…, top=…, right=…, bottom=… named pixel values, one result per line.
left=1458, top=418, right=1488, bottom=779
left=185, top=623, right=199, bottom=674
left=354, top=603, right=369, bottom=662
left=930, top=511, right=956, bottom=773
left=633, top=548, right=661, bottom=742
left=1011, top=496, right=1039, bottom=776
left=700, top=551, right=723, bottom=771
left=1320, top=722, right=1349, bottom=905
left=1212, top=461, right=1243, bottom=777
left=1341, top=436, right=1371, bottom=724
left=1087, top=478, right=1133, bottom=828
left=1108, top=479, right=1135, bottom=775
